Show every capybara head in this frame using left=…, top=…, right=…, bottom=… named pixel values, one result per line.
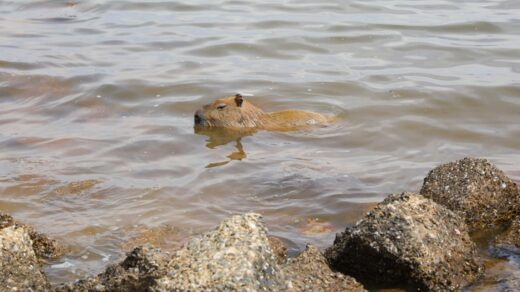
left=194, top=94, right=265, bottom=128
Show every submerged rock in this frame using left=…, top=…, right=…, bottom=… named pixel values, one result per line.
left=300, top=218, right=334, bottom=236
left=0, top=213, right=63, bottom=259
left=420, top=157, right=520, bottom=231
left=283, top=244, right=366, bottom=291
left=0, top=226, right=50, bottom=290
left=325, top=192, right=482, bottom=291
left=154, top=213, right=287, bottom=291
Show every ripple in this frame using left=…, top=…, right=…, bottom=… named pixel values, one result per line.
left=0, top=60, right=42, bottom=70
left=108, top=1, right=218, bottom=12
left=0, top=0, right=519, bottom=286
left=187, top=42, right=300, bottom=59
left=377, top=21, right=504, bottom=33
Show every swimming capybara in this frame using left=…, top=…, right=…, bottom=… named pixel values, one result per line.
left=194, top=94, right=334, bottom=131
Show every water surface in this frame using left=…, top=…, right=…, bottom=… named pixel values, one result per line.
left=1, top=0, right=519, bottom=288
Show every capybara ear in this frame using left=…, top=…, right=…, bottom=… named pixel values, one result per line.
left=235, top=94, right=243, bottom=107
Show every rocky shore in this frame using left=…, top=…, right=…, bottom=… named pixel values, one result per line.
left=1, top=157, right=519, bottom=291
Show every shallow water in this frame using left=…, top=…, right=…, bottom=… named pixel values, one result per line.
left=0, top=0, right=519, bottom=287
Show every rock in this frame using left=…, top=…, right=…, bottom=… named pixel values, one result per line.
left=420, top=157, right=520, bottom=231
left=0, top=226, right=50, bottom=290
left=0, top=213, right=63, bottom=259
left=60, top=213, right=366, bottom=291
left=268, top=236, right=288, bottom=264
left=283, top=244, right=366, bottom=291
left=28, top=228, right=63, bottom=260
left=154, top=213, right=287, bottom=291
left=55, top=245, right=169, bottom=291
left=496, top=217, right=520, bottom=250
left=325, top=192, right=482, bottom=291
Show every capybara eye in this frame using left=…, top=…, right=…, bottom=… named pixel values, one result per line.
left=217, top=104, right=227, bottom=110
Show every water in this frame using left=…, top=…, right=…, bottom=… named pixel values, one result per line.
left=1, top=0, right=519, bottom=287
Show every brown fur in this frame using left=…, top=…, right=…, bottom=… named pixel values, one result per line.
left=194, top=94, right=333, bottom=131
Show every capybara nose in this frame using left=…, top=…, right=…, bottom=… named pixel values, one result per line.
left=194, top=110, right=204, bottom=125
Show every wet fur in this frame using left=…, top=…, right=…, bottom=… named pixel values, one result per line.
left=194, top=94, right=333, bottom=131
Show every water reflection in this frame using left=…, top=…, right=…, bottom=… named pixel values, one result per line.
left=194, top=126, right=254, bottom=168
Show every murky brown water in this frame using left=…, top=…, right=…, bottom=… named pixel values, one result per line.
left=1, top=0, right=519, bottom=288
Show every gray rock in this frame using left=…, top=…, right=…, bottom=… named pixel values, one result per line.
left=0, top=226, right=50, bottom=290
left=283, top=244, right=366, bottom=291
left=420, top=157, right=520, bottom=231
left=1, top=212, right=63, bottom=259
left=325, top=192, right=482, bottom=291
left=153, top=213, right=287, bottom=291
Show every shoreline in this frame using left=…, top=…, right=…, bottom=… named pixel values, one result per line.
left=1, top=157, right=519, bottom=291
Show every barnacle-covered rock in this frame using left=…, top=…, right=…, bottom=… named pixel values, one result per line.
left=0, top=226, right=50, bottom=290
left=420, top=157, right=520, bottom=231
left=0, top=213, right=63, bottom=259
left=153, top=213, right=287, bottom=291
left=325, top=192, right=482, bottom=291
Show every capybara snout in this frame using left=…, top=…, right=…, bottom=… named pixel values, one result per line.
left=194, top=109, right=205, bottom=125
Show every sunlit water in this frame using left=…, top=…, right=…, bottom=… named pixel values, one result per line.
left=0, top=0, right=519, bottom=288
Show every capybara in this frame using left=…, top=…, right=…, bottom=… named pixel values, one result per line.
left=194, top=94, right=334, bottom=131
